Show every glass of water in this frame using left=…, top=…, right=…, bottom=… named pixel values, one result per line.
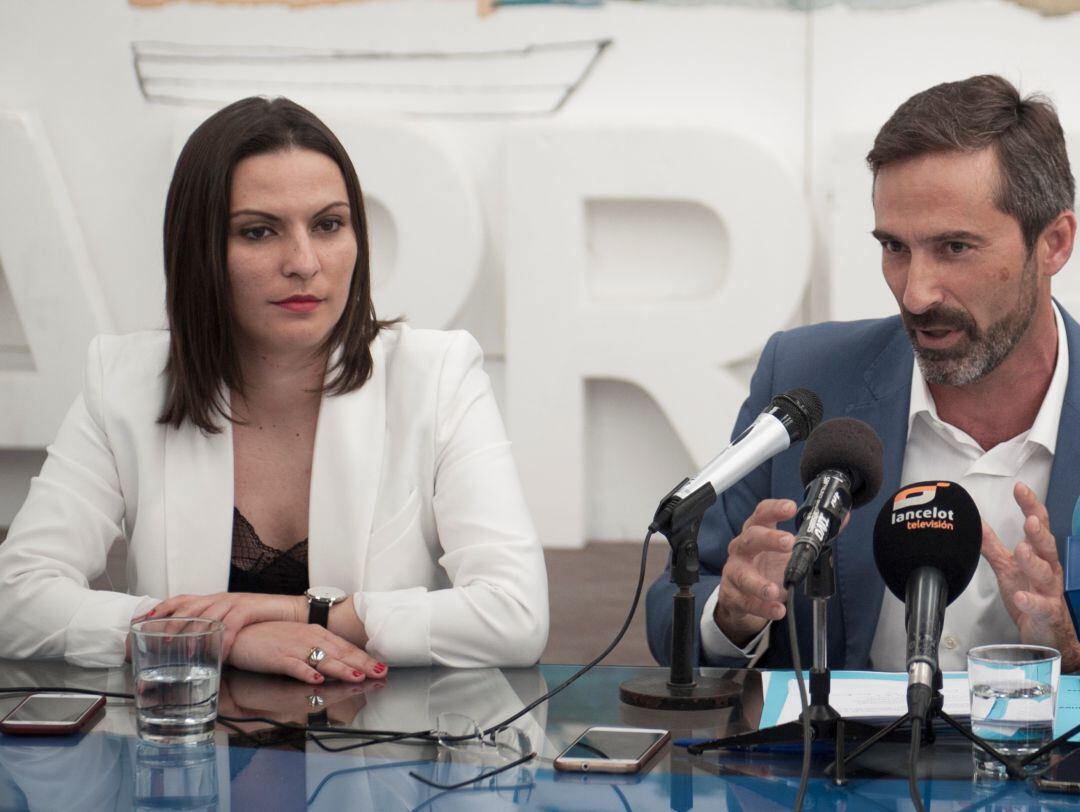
left=135, top=739, right=219, bottom=811
left=130, top=617, right=224, bottom=744
left=967, top=643, right=1061, bottom=776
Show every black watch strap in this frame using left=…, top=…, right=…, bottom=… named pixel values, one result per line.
left=307, top=599, right=331, bottom=628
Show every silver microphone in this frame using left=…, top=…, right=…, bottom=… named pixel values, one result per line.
left=651, top=389, right=823, bottom=535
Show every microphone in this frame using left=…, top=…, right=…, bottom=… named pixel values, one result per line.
left=872, top=481, right=981, bottom=720
left=650, top=389, right=823, bottom=535
left=782, top=418, right=884, bottom=587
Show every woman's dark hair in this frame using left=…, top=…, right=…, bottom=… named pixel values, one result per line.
left=868, top=75, right=1075, bottom=252
left=159, top=96, right=394, bottom=433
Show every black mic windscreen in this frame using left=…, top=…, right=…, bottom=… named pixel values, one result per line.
left=770, top=388, right=823, bottom=442
left=798, top=418, right=884, bottom=507
left=873, top=481, right=982, bottom=605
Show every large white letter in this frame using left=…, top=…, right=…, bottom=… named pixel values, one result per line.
left=328, top=118, right=483, bottom=328
left=0, top=111, right=113, bottom=447
left=506, top=127, right=812, bottom=548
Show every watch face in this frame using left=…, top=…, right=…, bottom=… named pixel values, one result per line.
left=307, top=586, right=347, bottom=604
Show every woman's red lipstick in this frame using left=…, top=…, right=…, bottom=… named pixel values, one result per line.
left=274, top=295, right=321, bottom=313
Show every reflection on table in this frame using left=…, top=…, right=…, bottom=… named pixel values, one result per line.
left=1, top=661, right=1077, bottom=810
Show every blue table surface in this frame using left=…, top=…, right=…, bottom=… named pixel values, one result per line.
left=1, top=660, right=1077, bottom=810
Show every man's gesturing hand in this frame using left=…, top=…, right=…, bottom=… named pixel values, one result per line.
left=982, top=482, right=1080, bottom=672
left=713, top=499, right=798, bottom=647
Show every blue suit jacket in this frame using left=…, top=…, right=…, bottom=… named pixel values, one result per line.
left=645, top=308, right=1080, bottom=669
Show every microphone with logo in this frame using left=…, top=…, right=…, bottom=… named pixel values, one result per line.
left=783, top=418, right=884, bottom=589
left=683, top=420, right=884, bottom=756
left=872, top=481, right=982, bottom=722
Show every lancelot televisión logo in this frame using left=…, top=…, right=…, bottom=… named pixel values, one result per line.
left=890, top=482, right=956, bottom=531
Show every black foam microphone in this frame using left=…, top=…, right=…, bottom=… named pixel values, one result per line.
left=782, top=418, right=884, bottom=588
left=650, top=389, right=823, bottom=535
left=872, top=481, right=982, bottom=720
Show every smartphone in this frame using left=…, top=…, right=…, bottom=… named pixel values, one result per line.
left=554, top=726, right=670, bottom=773
left=0, top=693, right=106, bottom=736
left=1033, top=750, right=1080, bottom=795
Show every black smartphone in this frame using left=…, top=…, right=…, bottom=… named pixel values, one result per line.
left=554, top=726, right=670, bottom=774
left=0, top=693, right=106, bottom=736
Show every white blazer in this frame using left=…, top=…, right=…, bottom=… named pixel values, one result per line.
left=0, top=326, right=548, bottom=669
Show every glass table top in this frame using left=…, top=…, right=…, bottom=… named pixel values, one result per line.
left=1, top=660, right=1076, bottom=810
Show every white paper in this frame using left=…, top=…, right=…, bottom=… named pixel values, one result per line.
left=765, top=671, right=970, bottom=726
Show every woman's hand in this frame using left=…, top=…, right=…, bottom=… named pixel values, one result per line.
left=218, top=668, right=379, bottom=725
left=144, top=592, right=306, bottom=659
left=227, top=621, right=388, bottom=684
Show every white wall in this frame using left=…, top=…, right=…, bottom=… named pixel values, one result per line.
left=2, top=0, right=1080, bottom=547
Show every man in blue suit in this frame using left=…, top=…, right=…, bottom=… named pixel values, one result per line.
left=646, top=75, right=1080, bottom=674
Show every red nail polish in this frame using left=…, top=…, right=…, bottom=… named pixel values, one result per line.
left=313, top=673, right=323, bottom=682
left=352, top=670, right=362, bottom=678
left=148, top=609, right=156, bottom=617
left=375, top=662, right=386, bottom=671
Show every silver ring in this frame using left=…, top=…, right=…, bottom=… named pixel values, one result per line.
left=306, top=646, right=327, bottom=668
left=306, top=694, right=326, bottom=708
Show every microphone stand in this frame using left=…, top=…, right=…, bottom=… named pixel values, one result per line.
left=685, top=547, right=890, bottom=782
left=1018, top=719, right=1080, bottom=767
left=825, top=670, right=1025, bottom=780
left=620, top=480, right=743, bottom=711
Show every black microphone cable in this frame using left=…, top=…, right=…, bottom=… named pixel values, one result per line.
left=786, top=591, right=812, bottom=812
left=310, top=524, right=656, bottom=754
left=477, top=526, right=655, bottom=735
left=0, top=687, right=136, bottom=700
left=908, top=715, right=925, bottom=812
left=0, top=687, right=448, bottom=753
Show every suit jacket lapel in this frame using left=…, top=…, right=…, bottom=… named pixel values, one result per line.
left=833, top=324, right=913, bottom=668
left=307, top=336, right=387, bottom=590
left=163, top=415, right=234, bottom=594
left=1046, top=303, right=1080, bottom=554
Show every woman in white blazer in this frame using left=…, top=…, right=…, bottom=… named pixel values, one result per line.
left=0, top=98, right=548, bottom=680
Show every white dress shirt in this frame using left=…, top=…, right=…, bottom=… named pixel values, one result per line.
left=869, top=304, right=1068, bottom=671
left=701, top=305, right=1068, bottom=669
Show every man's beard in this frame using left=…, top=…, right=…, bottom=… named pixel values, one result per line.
left=902, top=263, right=1038, bottom=387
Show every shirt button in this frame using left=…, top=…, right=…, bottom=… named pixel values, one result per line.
left=943, top=635, right=958, bottom=650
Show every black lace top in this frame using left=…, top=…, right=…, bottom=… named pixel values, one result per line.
left=228, top=508, right=309, bottom=596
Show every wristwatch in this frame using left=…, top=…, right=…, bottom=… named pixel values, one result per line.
left=305, top=586, right=347, bottom=627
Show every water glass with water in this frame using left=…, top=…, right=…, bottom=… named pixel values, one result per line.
left=130, top=617, right=224, bottom=744
left=135, top=739, right=219, bottom=811
left=967, top=643, right=1060, bottom=776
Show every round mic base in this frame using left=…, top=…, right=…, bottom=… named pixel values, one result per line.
left=619, top=675, right=742, bottom=711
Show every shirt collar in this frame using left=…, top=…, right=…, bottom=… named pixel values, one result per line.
left=907, top=301, right=1069, bottom=454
